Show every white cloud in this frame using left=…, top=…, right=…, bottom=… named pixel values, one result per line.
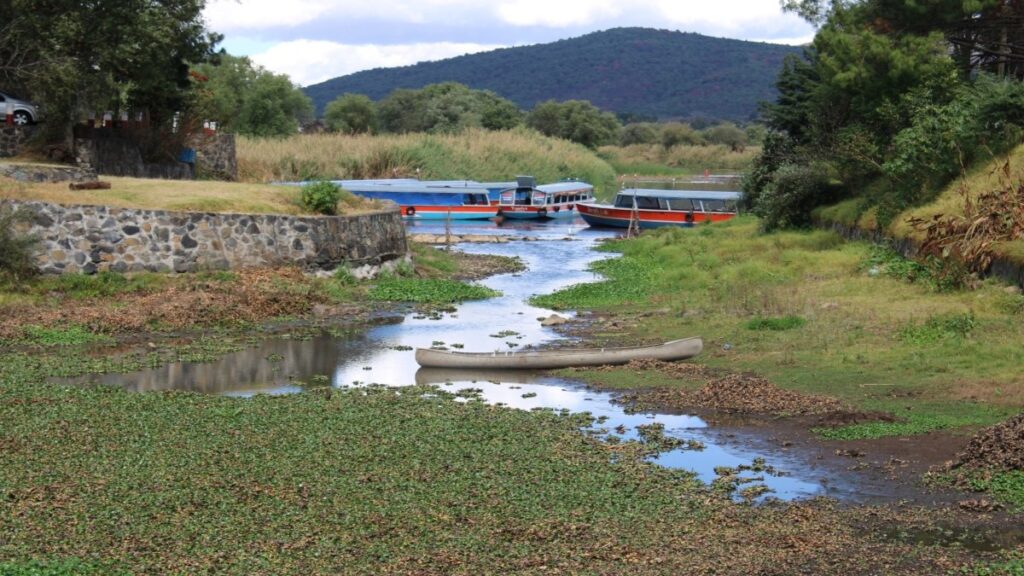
left=204, top=0, right=334, bottom=32
left=495, top=0, right=621, bottom=27
left=653, top=0, right=810, bottom=34
left=251, top=40, right=507, bottom=86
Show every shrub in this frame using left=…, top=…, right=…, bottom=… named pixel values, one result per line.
left=660, top=122, right=702, bottom=148
left=0, top=205, right=39, bottom=282
left=751, top=162, right=841, bottom=231
left=299, top=181, right=342, bottom=215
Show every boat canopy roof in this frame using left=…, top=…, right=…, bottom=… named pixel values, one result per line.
left=618, top=188, right=742, bottom=201
left=536, top=181, right=594, bottom=194
left=332, top=181, right=492, bottom=195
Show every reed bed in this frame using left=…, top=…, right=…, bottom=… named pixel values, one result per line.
left=237, top=128, right=619, bottom=198
left=599, top=143, right=760, bottom=176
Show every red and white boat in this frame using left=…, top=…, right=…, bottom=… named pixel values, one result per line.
left=577, top=188, right=741, bottom=229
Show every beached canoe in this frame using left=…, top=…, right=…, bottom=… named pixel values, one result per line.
left=414, top=337, right=702, bottom=370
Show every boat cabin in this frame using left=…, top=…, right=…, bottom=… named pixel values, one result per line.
left=613, top=189, right=741, bottom=214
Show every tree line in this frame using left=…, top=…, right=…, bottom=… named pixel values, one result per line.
left=0, top=3, right=762, bottom=159
left=745, top=0, right=1024, bottom=230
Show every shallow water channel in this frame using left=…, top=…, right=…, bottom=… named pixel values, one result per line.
left=74, top=217, right=860, bottom=502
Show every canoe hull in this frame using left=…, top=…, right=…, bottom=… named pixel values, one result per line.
left=415, top=337, right=702, bottom=369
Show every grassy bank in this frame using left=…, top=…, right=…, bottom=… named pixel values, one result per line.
left=534, top=217, right=1023, bottom=440
left=814, top=143, right=1024, bottom=265
left=597, top=143, right=760, bottom=176
left=237, top=128, right=619, bottom=198
left=0, top=175, right=387, bottom=216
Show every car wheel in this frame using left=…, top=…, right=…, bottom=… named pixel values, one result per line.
left=12, top=110, right=32, bottom=126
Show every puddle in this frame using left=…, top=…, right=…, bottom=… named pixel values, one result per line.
left=66, top=218, right=860, bottom=502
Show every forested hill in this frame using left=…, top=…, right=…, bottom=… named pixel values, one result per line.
left=304, top=28, right=802, bottom=121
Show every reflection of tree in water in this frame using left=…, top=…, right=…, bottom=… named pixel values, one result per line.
left=103, top=336, right=351, bottom=394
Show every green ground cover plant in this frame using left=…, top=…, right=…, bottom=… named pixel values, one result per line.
left=0, top=352, right=998, bottom=574
left=369, top=277, right=498, bottom=303
left=744, top=315, right=806, bottom=331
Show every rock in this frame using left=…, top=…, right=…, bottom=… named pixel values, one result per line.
left=1004, top=285, right=1022, bottom=295
left=540, top=314, right=568, bottom=326
left=821, top=302, right=839, bottom=310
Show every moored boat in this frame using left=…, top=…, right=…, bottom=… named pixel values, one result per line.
left=577, top=189, right=741, bottom=229
left=496, top=177, right=595, bottom=220
left=415, top=337, right=702, bottom=369
left=334, top=179, right=501, bottom=220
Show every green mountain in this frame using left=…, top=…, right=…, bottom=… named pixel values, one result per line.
left=304, top=27, right=802, bottom=122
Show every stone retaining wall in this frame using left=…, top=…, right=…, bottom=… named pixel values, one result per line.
left=3, top=199, right=407, bottom=275
left=0, top=126, right=33, bottom=157
left=189, top=132, right=237, bottom=181
left=73, top=128, right=194, bottom=180
left=0, top=163, right=97, bottom=183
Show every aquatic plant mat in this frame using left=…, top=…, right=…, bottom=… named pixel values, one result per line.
left=0, top=365, right=1016, bottom=574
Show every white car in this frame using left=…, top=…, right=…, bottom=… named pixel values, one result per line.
left=0, top=91, right=38, bottom=126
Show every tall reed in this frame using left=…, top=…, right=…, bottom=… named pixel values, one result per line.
left=237, top=128, right=618, bottom=197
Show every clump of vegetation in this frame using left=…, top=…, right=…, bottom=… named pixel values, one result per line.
left=15, top=325, right=115, bottom=347
left=369, top=278, right=498, bottom=303
left=299, top=181, right=343, bottom=215
left=744, top=315, right=806, bottom=331
left=0, top=206, right=39, bottom=283
left=898, top=312, right=975, bottom=345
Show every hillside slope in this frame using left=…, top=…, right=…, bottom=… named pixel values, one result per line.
left=305, top=28, right=801, bottom=121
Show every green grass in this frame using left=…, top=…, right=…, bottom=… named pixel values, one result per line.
left=12, top=325, right=115, bottom=347
left=744, top=315, right=806, bottom=331
left=0, top=558, right=112, bottom=576
left=369, top=277, right=499, bottom=303
left=898, top=312, right=975, bottom=345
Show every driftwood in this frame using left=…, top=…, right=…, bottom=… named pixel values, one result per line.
left=69, top=181, right=111, bottom=191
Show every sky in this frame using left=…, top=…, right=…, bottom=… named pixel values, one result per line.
left=203, top=0, right=816, bottom=87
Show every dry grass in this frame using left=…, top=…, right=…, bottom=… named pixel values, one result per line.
left=598, top=143, right=760, bottom=176
left=0, top=175, right=384, bottom=216
left=236, top=127, right=618, bottom=197
left=892, top=144, right=1024, bottom=239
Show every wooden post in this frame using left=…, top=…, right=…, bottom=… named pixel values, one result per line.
left=445, top=209, right=452, bottom=251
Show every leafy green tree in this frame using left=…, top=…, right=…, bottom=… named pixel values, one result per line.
left=192, top=54, right=312, bottom=137
left=376, top=82, right=521, bottom=134
left=526, top=99, right=620, bottom=148
left=660, top=122, right=702, bottom=148
left=702, top=122, right=748, bottom=151
left=745, top=0, right=1024, bottom=229
left=0, top=0, right=218, bottom=143
left=620, top=123, right=659, bottom=145
left=324, top=93, right=378, bottom=134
